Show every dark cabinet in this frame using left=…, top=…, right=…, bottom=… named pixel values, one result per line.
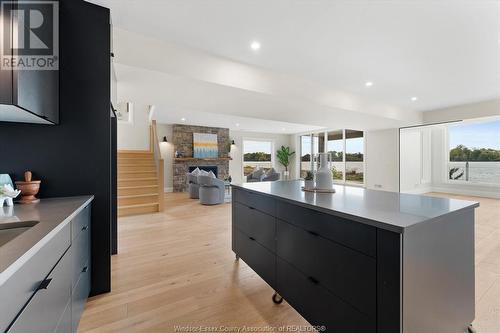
left=0, top=0, right=59, bottom=124
left=232, top=187, right=399, bottom=333
left=2, top=202, right=92, bottom=333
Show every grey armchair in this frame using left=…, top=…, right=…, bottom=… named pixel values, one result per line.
left=187, top=173, right=200, bottom=199
left=197, top=175, right=225, bottom=205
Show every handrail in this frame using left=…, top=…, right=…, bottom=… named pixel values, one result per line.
left=150, top=120, right=165, bottom=211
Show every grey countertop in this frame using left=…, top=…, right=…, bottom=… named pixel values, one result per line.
left=0, top=196, right=93, bottom=283
left=232, top=180, right=479, bottom=233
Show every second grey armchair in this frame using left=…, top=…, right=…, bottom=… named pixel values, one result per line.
left=197, top=175, right=225, bottom=205
left=187, top=173, right=200, bottom=199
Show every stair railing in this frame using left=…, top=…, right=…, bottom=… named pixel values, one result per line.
left=150, top=120, right=165, bottom=211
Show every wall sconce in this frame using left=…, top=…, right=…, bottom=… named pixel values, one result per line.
left=231, top=140, right=235, bottom=145
left=162, top=136, right=168, bottom=143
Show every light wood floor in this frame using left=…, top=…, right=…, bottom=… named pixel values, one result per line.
left=78, top=192, right=500, bottom=333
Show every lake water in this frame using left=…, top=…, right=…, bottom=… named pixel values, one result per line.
left=449, top=162, right=500, bottom=184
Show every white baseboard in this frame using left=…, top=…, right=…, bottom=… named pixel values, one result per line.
left=164, top=187, right=173, bottom=193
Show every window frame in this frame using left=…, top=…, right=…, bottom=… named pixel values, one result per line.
left=242, top=138, right=275, bottom=181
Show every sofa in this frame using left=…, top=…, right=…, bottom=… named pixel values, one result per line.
left=246, top=168, right=280, bottom=182
left=197, top=175, right=225, bottom=205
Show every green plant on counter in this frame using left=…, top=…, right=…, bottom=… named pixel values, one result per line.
left=277, top=146, right=295, bottom=172
left=304, top=171, right=314, bottom=181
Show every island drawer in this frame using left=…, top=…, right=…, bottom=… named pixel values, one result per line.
left=0, top=222, right=71, bottom=333
left=233, top=188, right=276, bottom=216
left=232, top=228, right=276, bottom=289
left=72, top=203, right=91, bottom=241
left=277, top=201, right=376, bottom=257
left=233, top=202, right=276, bottom=252
left=6, top=248, right=72, bottom=333
left=277, top=257, right=375, bottom=332
left=277, top=219, right=376, bottom=315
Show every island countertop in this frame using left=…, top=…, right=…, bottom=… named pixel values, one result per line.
left=232, top=180, right=479, bottom=233
left=0, top=195, right=94, bottom=284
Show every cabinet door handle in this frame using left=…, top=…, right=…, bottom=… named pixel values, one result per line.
left=307, top=230, right=319, bottom=237
left=82, top=266, right=88, bottom=273
left=308, top=276, right=319, bottom=285
left=249, top=236, right=256, bottom=241
left=38, top=278, right=53, bottom=290
left=248, top=206, right=255, bottom=210
left=82, top=225, right=88, bottom=231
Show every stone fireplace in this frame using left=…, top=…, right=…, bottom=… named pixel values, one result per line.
left=172, top=124, right=230, bottom=192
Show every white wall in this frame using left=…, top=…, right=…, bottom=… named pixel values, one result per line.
left=116, top=77, right=151, bottom=150
left=229, top=130, right=294, bottom=184
left=156, top=124, right=174, bottom=192
left=364, top=129, right=399, bottom=192
left=423, top=99, right=500, bottom=123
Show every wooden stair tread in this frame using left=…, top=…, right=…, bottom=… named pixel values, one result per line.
left=119, top=177, right=157, bottom=181
left=118, top=202, right=159, bottom=209
left=118, top=185, right=158, bottom=189
left=118, top=193, right=157, bottom=199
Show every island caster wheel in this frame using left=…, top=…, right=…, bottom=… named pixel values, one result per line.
left=272, top=292, right=283, bottom=304
left=467, top=324, right=477, bottom=333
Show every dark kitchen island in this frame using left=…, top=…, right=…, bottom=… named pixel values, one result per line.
left=231, top=180, right=479, bottom=333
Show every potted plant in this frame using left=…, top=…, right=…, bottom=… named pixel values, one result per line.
left=304, top=171, right=315, bottom=190
left=276, top=146, right=295, bottom=179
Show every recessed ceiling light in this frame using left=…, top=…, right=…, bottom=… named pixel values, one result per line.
left=181, top=117, right=186, bottom=122
left=250, top=41, right=261, bottom=51
left=365, top=81, right=373, bottom=87
left=235, top=123, right=240, bottom=127
left=281, top=128, right=286, bottom=131
left=411, top=97, right=418, bottom=101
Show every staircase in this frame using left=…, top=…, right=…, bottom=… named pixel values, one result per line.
left=117, top=121, right=165, bottom=217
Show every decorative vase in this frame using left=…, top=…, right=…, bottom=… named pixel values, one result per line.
left=283, top=170, right=290, bottom=180
left=315, top=153, right=333, bottom=190
left=304, top=179, right=315, bottom=190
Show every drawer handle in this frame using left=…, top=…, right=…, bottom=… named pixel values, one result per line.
left=82, top=266, right=88, bottom=273
left=248, top=206, right=256, bottom=210
left=249, top=236, right=256, bottom=241
left=308, top=276, right=319, bottom=285
left=38, top=278, right=53, bottom=290
left=307, top=230, right=319, bottom=237
left=82, top=225, right=89, bottom=231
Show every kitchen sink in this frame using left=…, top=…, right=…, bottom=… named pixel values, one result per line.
left=0, top=221, right=39, bottom=247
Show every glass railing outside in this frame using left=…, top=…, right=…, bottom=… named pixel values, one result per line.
left=448, top=161, right=500, bottom=184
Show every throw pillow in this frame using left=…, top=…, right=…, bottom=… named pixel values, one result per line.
left=191, top=167, right=201, bottom=176
left=251, top=168, right=265, bottom=179
left=265, top=168, right=276, bottom=176
left=208, top=171, right=216, bottom=178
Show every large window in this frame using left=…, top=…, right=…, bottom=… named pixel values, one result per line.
left=345, top=130, right=364, bottom=184
left=448, top=119, right=500, bottom=184
left=300, top=135, right=312, bottom=178
left=300, top=129, right=365, bottom=185
left=243, top=140, right=273, bottom=178
left=327, top=130, right=344, bottom=181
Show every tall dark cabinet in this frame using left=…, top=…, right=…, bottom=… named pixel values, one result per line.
left=0, top=0, right=59, bottom=124
left=0, top=0, right=114, bottom=295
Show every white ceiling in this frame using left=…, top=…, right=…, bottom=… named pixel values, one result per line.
left=90, top=0, right=500, bottom=113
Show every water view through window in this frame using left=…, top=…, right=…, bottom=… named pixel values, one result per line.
left=448, top=119, right=500, bottom=184
left=243, top=140, right=273, bottom=178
